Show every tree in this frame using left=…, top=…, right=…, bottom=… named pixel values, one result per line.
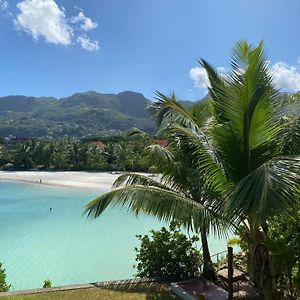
left=153, top=41, right=300, bottom=298
left=43, top=278, right=52, bottom=288
left=86, top=41, right=300, bottom=299
left=0, top=262, right=10, bottom=292
left=268, top=210, right=300, bottom=298
left=85, top=108, right=226, bottom=281
left=135, top=221, right=202, bottom=280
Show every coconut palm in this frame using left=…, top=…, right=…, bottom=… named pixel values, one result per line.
left=151, top=41, right=300, bottom=298
left=86, top=106, right=230, bottom=280
left=86, top=165, right=226, bottom=278
left=86, top=41, right=300, bottom=299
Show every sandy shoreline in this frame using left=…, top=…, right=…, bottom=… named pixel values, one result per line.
left=0, top=171, right=155, bottom=191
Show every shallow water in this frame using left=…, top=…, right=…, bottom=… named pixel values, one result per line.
left=0, top=181, right=229, bottom=290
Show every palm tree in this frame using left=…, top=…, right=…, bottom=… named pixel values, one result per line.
left=86, top=109, right=228, bottom=280
left=86, top=41, right=300, bottom=299
left=151, top=42, right=300, bottom=298
left=146, top=142, right=227, bottom=281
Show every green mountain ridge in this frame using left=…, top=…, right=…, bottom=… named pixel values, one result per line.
left=0, top=91, right=298, bottom=139
left=0, top=91, right=154, bottom=138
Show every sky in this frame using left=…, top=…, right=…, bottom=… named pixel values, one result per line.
left=0, top=0, right=299, bottom=101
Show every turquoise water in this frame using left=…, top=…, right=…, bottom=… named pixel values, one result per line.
left=0, top=181, right=229, bottom=290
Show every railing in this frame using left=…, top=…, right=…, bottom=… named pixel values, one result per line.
left=210, top=250, right=227, bottom=263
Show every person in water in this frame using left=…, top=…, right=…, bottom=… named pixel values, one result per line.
left=49, top=208, right=52, bottom=211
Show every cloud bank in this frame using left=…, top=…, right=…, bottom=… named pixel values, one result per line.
left=10, top=0, right=99, bottom=51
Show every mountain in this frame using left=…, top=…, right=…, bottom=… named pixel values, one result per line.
left=1, top=90, right=296, bottom=139
left=0, top=91, right=154, bottom=139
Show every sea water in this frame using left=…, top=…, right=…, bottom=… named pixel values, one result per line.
left=0, top=181, right=229, bottom=290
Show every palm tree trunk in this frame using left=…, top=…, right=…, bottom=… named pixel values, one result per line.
left=200, top=225, right=217, bottom=282
left=248, top=227, right=276, bottom=300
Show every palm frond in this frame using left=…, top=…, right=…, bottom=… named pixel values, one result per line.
left=147, top=144, right=175, bottom=164
left=150, top=91, right=201, bottom=130
left=112, top=172, right=168, bottom=190
left=85, top=185, right=223, bottom=232
left=166, top=124, right=230, bottom=196
left=201, top=41, right=281, bottom=183
left=226, top=156, right=300, bottom=224
left=280, top=116, right=300, bottom=155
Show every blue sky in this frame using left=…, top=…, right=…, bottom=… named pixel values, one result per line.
left=0, top=0, right=299, bottom=101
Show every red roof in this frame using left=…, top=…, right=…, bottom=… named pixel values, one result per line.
left=154, top=139, right=168, bottom=147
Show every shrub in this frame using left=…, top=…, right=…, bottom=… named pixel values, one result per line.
left=268, top=212, right=300, bottom=298
left=0, top=262, right=10, bottom=292
left=43, top=279, right=52, bottom=288
left=134, top=221, right=202, bottom=280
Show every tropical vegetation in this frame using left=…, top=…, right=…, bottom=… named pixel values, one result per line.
left=0, top=91, right=155, bottom=138
left=85, top=40, right=300, bottom=299
left=0, top=136, right=151, bottom=172
left=0, top=262, right=10, bottom=292
left=268, top=211, right=300, bottom=298
left=134, top=221, right=202, bottom=280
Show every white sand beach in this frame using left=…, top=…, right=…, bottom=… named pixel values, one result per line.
left=0, top=171, right=156, bottom=191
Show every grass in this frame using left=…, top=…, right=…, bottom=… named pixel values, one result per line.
left=0, top=283, right=178, bottom=300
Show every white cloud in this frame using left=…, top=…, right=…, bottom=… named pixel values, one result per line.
left=13, top=0, right=99, bottom=51
left=270, top=61, right=300, bottom=92
left=15, top=0, right=72, bottom=45
left=190, top=61, right=300, bottom=92
left=189, top=67, right=210, bottom=89
left=71, top=11, right=98, bottom=31
left=77, top=35, right=99, bottom=51
left=189, top=66, right=227, bottom=89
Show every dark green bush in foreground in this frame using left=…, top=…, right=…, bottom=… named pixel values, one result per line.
left=134, top=221, right=202, bottom=280
left=0, top=262, right=10, bottom=292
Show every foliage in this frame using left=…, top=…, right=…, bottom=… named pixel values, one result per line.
left=268, top=211, right=300, bottom=298
left=0, top=136, right=151, bottom=172
left=134, top=221, right=202, bottom=280
left=0, top=262, right=10, bottom=292
left=0, top=91, right=156, bottom=138
left=43, top=278, right=52, bottom=288
left=85, top=40, right=300, bottom=299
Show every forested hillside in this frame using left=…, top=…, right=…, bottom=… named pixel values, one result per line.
left=0, top=90, right=298, bottom=139
left=0, top=91, right=154, bottom=138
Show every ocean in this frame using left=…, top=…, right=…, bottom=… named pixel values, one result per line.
left=0, top=181, right=229, bottom=290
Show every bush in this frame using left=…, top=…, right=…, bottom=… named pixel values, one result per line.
left=43, top=279, right=52, bottom=288
left=268, top=212, right=300, bottom=298
left=134, top=221, right=202, bottom=280
left=0, top=262, right=10, bottom=292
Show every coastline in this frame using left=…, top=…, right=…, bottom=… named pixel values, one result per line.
left=0, top=171, right=157, bottom=191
